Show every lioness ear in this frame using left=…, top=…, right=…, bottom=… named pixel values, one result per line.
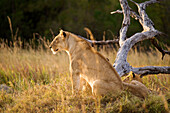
left=60, top=29, right=63, bottom=34
left=63, top=32, right=66, bottom=37
left=60, top=29, right=66, bottom=38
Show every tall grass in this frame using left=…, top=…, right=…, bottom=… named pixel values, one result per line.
left=0, top=40, right=169, bottom=112
left=0, top=18, right=169, bottom=112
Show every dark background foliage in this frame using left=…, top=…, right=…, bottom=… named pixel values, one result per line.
left=0, top=0, right=169, bottom=45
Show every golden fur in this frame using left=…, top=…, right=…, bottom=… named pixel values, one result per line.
left=49, top=30, right=150, bottom=98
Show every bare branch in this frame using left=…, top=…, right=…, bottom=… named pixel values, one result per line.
left=129, top=9, right=142, bottom=20
left=129, top=0, right=138, bottom=5
left=132, top=66, right=170, bottom=77
left=130, top=0, right=160, bottom=31
left=90, top=39, right=119, bottom=45
left=119, top=0, right=131, bottom=47
left=129, top=0, right=159, bottom=8
left=79, top=27, right=119, bottom=45
left=150, top=37, right=170, bottom=60
left=111, top=8, right=141, bottom=21
left=110, top=10, right=123, bottom=14
left=142, top=0, right=160, bottom=7
left=78, top=35, right=119, bottom=45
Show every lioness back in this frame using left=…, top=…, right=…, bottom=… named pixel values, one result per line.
left=81, top=49, right=122, bottom=82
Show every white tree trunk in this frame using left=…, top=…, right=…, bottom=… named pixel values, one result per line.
left=111, top=0, right=169, bottom=77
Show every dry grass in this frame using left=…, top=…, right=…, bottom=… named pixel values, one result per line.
left=0, top=43, right=169, bottom=112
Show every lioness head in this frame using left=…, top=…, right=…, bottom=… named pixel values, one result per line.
left=49, top=30, right=68, bottom=54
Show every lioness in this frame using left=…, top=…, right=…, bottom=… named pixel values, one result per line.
left=49, top=30, right=150, bottom=98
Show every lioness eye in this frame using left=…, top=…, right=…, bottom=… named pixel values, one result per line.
left=55, top=38, right=59, bottom=42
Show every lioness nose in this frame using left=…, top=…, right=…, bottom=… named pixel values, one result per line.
left=49, top=46, right=52, bottom=49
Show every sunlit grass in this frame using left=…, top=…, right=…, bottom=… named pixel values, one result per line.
left=0, top=45, right=169, bottom=112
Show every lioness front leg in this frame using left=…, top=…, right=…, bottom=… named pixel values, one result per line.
left=71, top=72, right=89, bottom=94
left=71, top=71, right=80, bottom=94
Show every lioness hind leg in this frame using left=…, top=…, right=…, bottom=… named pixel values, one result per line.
left=92, top=80, right=123, bottom=96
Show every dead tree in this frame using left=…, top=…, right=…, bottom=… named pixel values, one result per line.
left=111, top=0, right=170, bottom=77
left=82, top=0, right=170, bottom=77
